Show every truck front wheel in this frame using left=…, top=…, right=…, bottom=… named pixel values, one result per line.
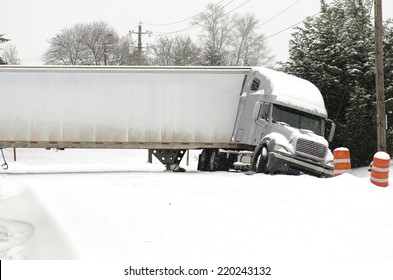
left=253, top=146, right=269, bottom=174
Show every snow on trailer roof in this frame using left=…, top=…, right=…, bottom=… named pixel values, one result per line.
left=0, top=65, right=251, bottom=75
left=253, top=67, right=328, bottom=118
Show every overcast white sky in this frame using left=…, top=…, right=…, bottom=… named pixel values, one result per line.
left=1, top=0, right=393, bottom=65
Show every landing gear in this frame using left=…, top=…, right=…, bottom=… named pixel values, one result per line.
left=150, top=149, right=186, bottom=172
left=0, top=148, right=8, bottom=170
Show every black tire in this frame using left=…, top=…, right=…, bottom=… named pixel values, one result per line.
left=253, top=146, right=269, bottom=174
left=199, top=149, right=230, bottom=172
left=197, top=149, right=211, bottom=171
left=208, top=149, right=220, bottom=172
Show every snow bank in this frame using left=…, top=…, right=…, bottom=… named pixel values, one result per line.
left=0, top=173, right=78, bottom=259
left=1, top=148, right=393, bottom=263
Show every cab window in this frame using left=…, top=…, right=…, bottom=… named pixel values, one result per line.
left=259, top=102, right=270, bottom=120
left=251, top=78, right=260, bottom=92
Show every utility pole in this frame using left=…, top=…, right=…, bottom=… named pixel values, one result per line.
left=374, top=0, right=387, bottom=152
left=98, top=34, right=114, bottom=66
left=132, top=22, right=150, bottom=65
left=104, top=44, right=108, bottom=66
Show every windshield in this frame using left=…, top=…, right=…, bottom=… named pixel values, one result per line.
left=271, top=104, right=325, bottom=136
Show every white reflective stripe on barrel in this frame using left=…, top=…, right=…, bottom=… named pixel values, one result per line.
left=371, top=166, right=390, bottom=173
left=370, top=176, right=389, bottom=183
left=334, top=159, right=351, bottom=164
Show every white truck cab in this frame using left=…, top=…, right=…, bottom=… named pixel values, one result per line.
left=231, top=67, right=335, bottom=177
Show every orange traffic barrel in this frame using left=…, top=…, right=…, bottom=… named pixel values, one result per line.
left=370, top=152, right=390, bottom=187
left=333, top=147, right=351, bottom=176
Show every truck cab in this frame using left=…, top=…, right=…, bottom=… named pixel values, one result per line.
left=232, top=67, right=335, bottom=177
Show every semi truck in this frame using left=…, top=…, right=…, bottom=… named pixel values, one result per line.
left=0, top=66, right=335, bottom=176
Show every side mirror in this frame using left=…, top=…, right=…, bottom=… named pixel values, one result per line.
left=326, top=119, right=336, bottom=143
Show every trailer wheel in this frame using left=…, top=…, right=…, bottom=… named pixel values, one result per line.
left=253, top=146, right=269, bottom=174
left=208, top=149, right=220, bottom=171
left=197, top=149, right=211, bottom=171
left=198, top=149, right=229, bottom=172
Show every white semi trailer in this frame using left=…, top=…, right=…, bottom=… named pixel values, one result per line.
left=0, top=66, right=335, bottom=176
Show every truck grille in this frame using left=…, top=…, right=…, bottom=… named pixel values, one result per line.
left=296, top=138, right=327, bottom=160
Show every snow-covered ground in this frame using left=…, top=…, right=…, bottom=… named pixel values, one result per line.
left=1, top=148, right=393, bottom=277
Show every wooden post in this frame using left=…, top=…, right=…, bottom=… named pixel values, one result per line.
left=374, top=0, right=387, bottom=151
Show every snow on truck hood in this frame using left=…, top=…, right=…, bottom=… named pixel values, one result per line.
left=253, top=67, right=328, bottom=118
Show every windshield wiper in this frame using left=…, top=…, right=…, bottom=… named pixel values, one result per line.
left=274, top=121, right=290, bottom=126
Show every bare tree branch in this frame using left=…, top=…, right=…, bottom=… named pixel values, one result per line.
left=2, top=45, right=21, bottom=65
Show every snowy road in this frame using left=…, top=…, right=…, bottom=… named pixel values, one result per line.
left=1, top=148, right=393, bottom=262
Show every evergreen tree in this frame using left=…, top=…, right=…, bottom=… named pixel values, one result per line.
left=281, top=0, right=378, bottom=167
left=383, top=20, right=393, bottom=156
left=203, top=43, right=225, bottom=66
left=342, top=0, right=376, bottom=166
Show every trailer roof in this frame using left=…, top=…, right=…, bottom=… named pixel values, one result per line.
left=0, top=65, right=251, bottom=74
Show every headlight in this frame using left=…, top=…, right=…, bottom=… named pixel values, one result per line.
left=274, top=144, right=290, bottom=154
left=326, top=160, right=334, bottom=167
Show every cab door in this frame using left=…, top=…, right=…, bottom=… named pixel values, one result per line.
left=252, top=102, right=271, bottom=145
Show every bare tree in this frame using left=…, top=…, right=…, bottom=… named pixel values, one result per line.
left=151, top=36, right=174, bottom=65
left=82, top=21, right=119, bottom=65
left=230, top=13, right=274, bottom=66
left=151, top=35, right=202, bottom=66
left=2, top=44, right=21, bottom=65
left=0, top=34, right=10, bottom=64
left=192, top=3, right=235, bottom=65
left=192, top=4, right=274, bottom=66
left=43, top=23, right=87, bottom=65
left=173, top=36, right=203, bottom=65
left=43, top=21, right=138, bottom=65
left=110, top=36, right=140, bottom=65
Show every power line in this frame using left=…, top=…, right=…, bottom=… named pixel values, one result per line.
left=223, top=0, right=251, bottom=16
left=149, top=0, right=344, bottom=40
left=263, top=14, right=318, bottom=41
left=262, top=0, right=348, bottom=41
left=142, top=0, right=227, bottom=26
left=256, top=0, right=302, bottom=29
left=150, top=22, right=199, bottom=36
left=150, top=0, right=251, bottom=36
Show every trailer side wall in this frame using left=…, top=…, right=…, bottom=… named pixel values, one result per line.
left=0, top=67, right=248, bottom=149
